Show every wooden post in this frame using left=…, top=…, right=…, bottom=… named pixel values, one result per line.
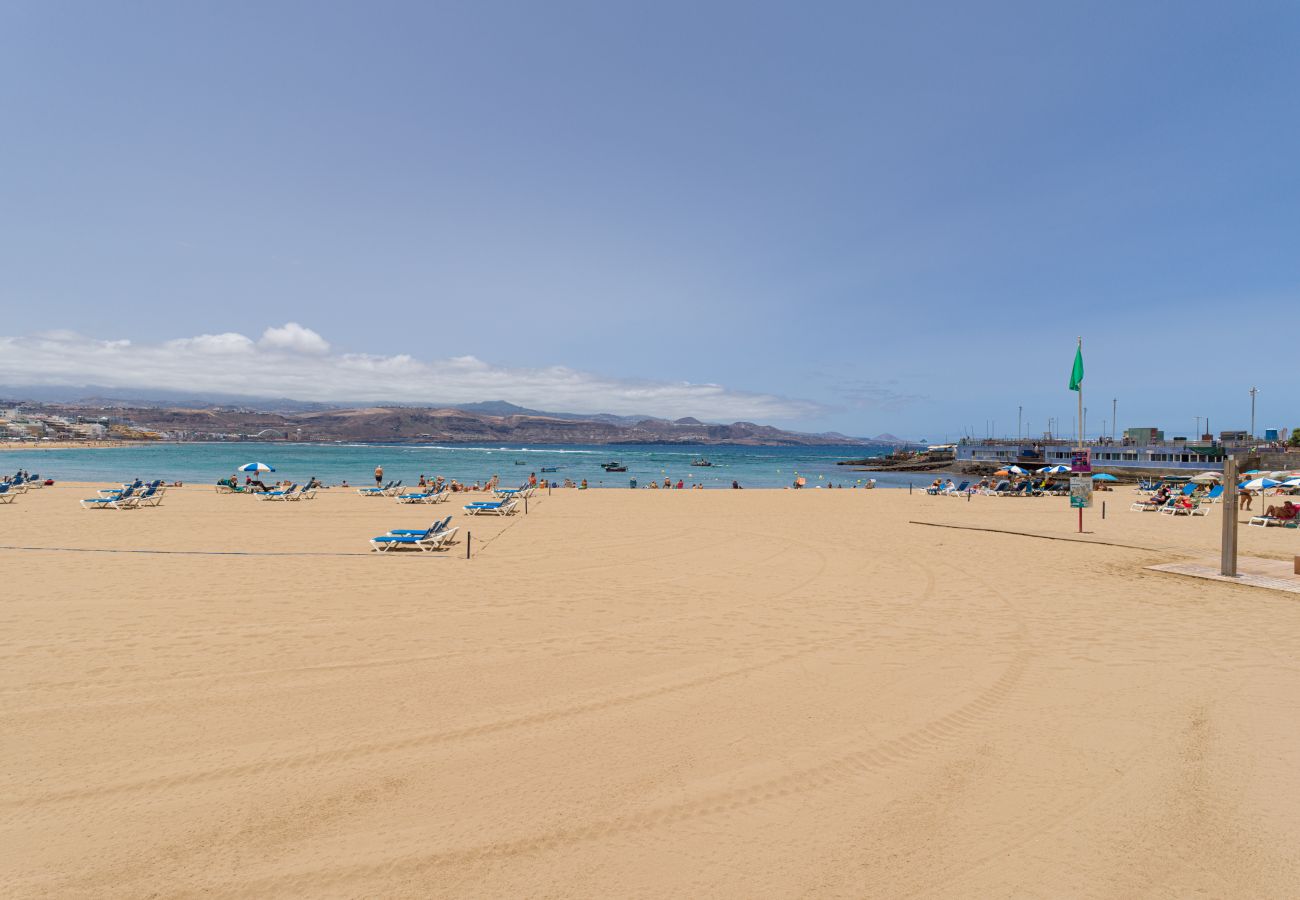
left=466, top=530, right=472, bottom=560
left=1221, top=458, right=1238, bottom=576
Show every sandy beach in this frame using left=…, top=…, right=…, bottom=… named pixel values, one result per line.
left=4, top=483, right=1300, bottom=897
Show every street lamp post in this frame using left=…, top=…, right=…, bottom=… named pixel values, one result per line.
left=1249, top=387, right=1259, bottom=439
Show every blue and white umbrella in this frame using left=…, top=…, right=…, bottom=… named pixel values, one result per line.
left=1238, top=477, right=1279, bottom=493
left=237, top=462, right=275, bottom=473
left=1038, top=465, right=1070, bottom=474
left=1004, top=465, right=1029, bottom=474
left=1282, top=478, right=1300, bottom=488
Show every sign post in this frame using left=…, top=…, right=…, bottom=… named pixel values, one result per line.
left=1221, top=458, right=1238, bottom=576
left=1069, top=475, right=1092, bottom=533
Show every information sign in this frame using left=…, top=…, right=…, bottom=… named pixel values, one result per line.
left=1069, top=476, right=1093, bottom=509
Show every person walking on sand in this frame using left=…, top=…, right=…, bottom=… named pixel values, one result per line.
left=374, top=465, right=383, bottom=487
left=1240, top=488, right=1254, bottom=511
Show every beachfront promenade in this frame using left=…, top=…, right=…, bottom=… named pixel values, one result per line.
left=4, top=484, right=1300, bottom=897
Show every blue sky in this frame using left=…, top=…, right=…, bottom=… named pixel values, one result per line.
left=1, top=2, right=1296, bottom=439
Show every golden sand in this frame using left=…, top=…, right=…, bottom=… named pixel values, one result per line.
left=4, top=483, right=1300, bottom=897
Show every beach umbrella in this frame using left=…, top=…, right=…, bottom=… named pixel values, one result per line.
left=1282, top=478, right=1300, bottom=488
left=1238, top=477, right=1280, bottom=496
left=1190, top=472, right=1221, bottom=484
left=1092, top=473, right=1118, bottom=482
left=237, top=462, right=275, bottom=473
left=1038, top=465, right=1070, bottom=474
left=1005, top=465, right=1028, bottom=474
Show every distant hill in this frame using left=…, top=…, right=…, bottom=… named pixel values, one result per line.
left=17, top=401, right=877, bottom=447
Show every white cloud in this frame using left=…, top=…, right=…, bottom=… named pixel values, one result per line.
left=0, top=326, right=820, bottom=421
left=259, top=322, right=330, bottom=354
left=165, top=332, right=256, bottom=354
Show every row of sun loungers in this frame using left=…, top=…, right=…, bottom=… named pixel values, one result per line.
left=81, top=481, right=167, bottom=510
left=369, top=496, right=524, bottom=552
left=359, top=480, right=403, bottom=497
left=463, top=499, right=517, bottom=516
left=3, top=472, right=44, bottom=494
left=259, top=484, right=316, bottom=501
left=395, top=487, right=450, bottom=504
left=370, top=516, right=460, bottom=552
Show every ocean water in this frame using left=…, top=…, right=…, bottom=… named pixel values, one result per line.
left=0, top=442, right=928, bottom=489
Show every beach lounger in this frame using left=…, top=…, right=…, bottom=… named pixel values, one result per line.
left=464, top=499, right=518, bottom=516
left=261, top=485, right=299, bottom=501
left=297, top=486, right=317, bottom=500
left=386, top=516, right=453, bottom=537
left=1248, top=514, right=1299, bottom=528
left=134, top=484, right=165, bottom=507
left=0, top=484, right=15, bottom=504
left=370, top=522, right=458, bottom=552
left=81, top=487, right=139, bottom=510
left=942, top=481, right=970, bottom=496
left=396, top=487, right=445, bottom=504
left=1202, top=485, right=1224, bottom=503
left=1159, top=502, right=1196, bottom=516
left=358, top=481, right=395, bottom=496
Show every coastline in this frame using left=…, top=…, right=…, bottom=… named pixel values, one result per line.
left=1, top=440, right=131, bottom=452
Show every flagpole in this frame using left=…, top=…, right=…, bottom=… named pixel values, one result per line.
left=1076, top=336, right=1084, bottom=533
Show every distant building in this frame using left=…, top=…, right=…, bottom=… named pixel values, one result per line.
left=1123, top=427, right=1164, bottom=445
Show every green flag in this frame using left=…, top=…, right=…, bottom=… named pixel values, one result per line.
left=1068, top=345, right=1084, bottom=392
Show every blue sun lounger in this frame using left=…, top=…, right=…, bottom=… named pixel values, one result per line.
left=81, top=486, right=140, bottom=509
left=370, top=519, right=458, bottom=552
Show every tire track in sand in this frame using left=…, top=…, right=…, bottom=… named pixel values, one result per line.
left=193, top=556, right=1028, bottom=895
left=7, top=530, right=862, bottom=808
left=223, top=643, right=1029, bottom=895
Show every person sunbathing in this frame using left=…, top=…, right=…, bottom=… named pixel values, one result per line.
left=1263, top=500, right=1298, bottom=520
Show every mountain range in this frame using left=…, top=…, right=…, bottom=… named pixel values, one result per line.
left=2, top=388, right=917, bottom=446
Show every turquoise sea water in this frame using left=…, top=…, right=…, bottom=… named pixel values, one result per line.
left=1, top=442, right=927, bottom=489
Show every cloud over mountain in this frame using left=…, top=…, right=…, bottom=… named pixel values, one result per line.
left=0, top=325, right=820, bottom=422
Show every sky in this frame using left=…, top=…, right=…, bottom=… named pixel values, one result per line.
left=1, top=1, right=1297, bottom=440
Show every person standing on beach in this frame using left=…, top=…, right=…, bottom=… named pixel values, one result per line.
left=374, top=465, right=383, bottom=487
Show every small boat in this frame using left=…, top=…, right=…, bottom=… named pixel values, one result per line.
left=600, top=461, right=623, bottom=470
left=604, top=466, right=627, bottom=473
left=514, top=461, right=526, bottom=465
left=691, top=458, right=713, bottom=467
left=541, top=466, right=559, bottom=473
